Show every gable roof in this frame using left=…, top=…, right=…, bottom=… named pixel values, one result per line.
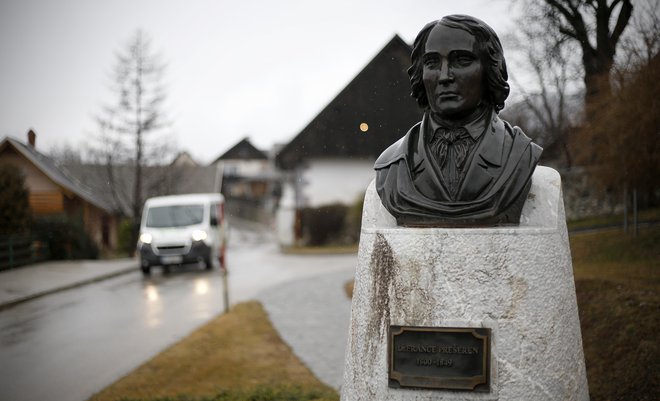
left=0, top=136, right=114, bottom=213
left=212, top=138, right=268, bottom=164
left=276, top=35, right=422, bottom=170
left=171, top=151, right=199, bottom=167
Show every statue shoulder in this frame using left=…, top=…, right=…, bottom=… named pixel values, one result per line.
left=500, top=116, right=519, bottom=139
left=374, top=122, right=421, bottom=169
left=500, top=116, right=544, bottom=160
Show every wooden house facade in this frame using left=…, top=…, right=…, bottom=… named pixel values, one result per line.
left=0, top=132, right=118, bottom=251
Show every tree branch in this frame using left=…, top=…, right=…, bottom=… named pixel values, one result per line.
left=546, top=0, right=593, bottom=51
left=608, top=0, right=622, bottom=13
left=611, top=0, right=633, bottom=47
left=559, top=25, right=578, bottom=39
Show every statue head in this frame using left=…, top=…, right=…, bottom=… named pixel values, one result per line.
left=408, top=15, right=510, bottom=115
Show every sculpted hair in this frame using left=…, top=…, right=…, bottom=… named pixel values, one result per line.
left=408, top=15, right=510, bottom=112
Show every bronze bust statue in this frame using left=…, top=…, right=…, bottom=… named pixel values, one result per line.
left=375, top=15, right=542, bottom=226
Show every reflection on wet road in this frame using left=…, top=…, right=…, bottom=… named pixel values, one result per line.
left=0, top=266, right=226, bottom=401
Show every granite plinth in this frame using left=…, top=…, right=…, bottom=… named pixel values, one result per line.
left=341, top=166, right=589, bottom=401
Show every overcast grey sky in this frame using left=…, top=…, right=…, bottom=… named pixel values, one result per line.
left=0, top=0, right=521, bottom=164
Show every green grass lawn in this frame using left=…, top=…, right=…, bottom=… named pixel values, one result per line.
left=567, top=207, right=660, bottom=231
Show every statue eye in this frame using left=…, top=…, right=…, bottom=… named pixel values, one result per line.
left=423, top=55, right=440, bottom=67
left=452, top=53, right=476, bottom=67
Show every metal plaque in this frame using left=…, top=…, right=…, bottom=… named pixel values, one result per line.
left=389, top=326, right=490, bottom=392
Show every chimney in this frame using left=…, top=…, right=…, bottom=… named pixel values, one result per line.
left=27, top=130, right=36, bottom=149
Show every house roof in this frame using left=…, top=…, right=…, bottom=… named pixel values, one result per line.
left=171, top=151, right=199, bottom=167
left=276, top=35, right=422, bottom=170
left=0, top=136, right=115, bottom=213
left=212, top=138, right=268, bottom=164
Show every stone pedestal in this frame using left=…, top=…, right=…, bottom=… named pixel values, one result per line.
left=341, top=167, right=589, bottom=400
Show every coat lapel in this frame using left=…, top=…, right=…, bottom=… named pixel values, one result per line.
left=458, top=116, right=507, bottom=200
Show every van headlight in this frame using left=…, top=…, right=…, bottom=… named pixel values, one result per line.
left=192, top=230, right=208, bottom=242
left=139, top=233, right=153, bottom=244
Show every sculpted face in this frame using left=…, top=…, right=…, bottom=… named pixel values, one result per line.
left=423, top=24, right=484, bottom=120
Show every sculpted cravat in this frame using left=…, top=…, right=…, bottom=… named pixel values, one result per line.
left=430, top=127, right=474, bottom=198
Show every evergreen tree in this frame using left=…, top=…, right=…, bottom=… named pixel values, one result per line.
left=0, top=163, right=31, bottom=235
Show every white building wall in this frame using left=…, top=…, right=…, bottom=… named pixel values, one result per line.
left=222, top=160, right=268, bottom=176
left=301, top=158, right=375, bottom=207
left=276, top=181, right=297, bottom=247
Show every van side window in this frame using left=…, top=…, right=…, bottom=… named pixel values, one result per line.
left=210, top=203, right=218, bottom=226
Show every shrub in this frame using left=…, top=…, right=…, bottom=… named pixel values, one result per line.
left=299, top=195, right=365, bottom=247
left=0, top=163, right=31, bottom=235
left=32, top=215, right=99, bottom=260
left=117, top=218, right=136, bottom=256
left=300, top=204, right=348, bottom=246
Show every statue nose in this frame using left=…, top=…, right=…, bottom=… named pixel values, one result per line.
left=437, top=61, right=454, bottom=84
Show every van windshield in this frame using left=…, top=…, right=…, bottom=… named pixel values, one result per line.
left=146, top=204, right=204, bottom=228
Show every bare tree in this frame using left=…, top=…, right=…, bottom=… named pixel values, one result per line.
left=611, top=0, right=660, bottom=80
left=88, top=122, right=133, bottom=216
left=519, top=0, right=633, bottom=109
left=599, top=56, right=659, bottom=191
left=48, top=141, right=84, bottom=165
left=511, top=0, right=657, bottom=231
left=504, top=19, right=582, bottom=168
left=571, top=0, right=660, bottom=172
left=95, top=29, right=171, bottom=224
left=573, top=1, right=660, bottom=231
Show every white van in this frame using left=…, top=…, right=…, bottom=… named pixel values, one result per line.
left=137, top=193, right=227, bottom=275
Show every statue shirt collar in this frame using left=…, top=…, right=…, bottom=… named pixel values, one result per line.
left=425, top=106, right=491, bottom=143
left=374, top=108, right=500, bottom=170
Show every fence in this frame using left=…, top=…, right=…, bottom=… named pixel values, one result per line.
left=0, top=235, right=50, bottom=271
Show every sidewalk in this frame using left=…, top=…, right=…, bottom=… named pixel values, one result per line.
left=256, top=267, right=355, bottom=391
left=0, top=258, right=137, bottom=309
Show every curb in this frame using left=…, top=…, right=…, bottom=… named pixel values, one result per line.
left=0, top=266, right=138, bottom=311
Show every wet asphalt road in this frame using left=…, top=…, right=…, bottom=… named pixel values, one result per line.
left=0, top=222, right=356, bottom=401
left=0, top=266, right=227, bottom=401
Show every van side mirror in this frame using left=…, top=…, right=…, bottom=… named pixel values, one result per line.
left=210, top=217, right=218, bottom=227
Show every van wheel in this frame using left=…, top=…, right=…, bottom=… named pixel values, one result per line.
left=141, top=265, right=151, bottom=275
